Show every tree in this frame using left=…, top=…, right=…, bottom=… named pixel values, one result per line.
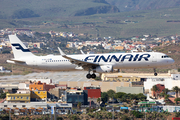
left=77, top=102, right=81, bottom=109
left=114, top=92, right=126, bottom=99
left=130, top=110, right=144, bottom=118
left=136, top=93, right=146, bottom=101
left=151, top=85, right=159, bottom=98
left=101, top=92, right=109, bottom=103
left=163, top=88, right=169, bottom=95
left=173, top=86, right=179, bottom=98
left=174, top=98, right=180, bottom=105
left=97, top=98, right=101, bottom=107
left=0, top=90, right=6, bottom=99
left=107, top=89, right=115, bottom=99
left=164, top=94, right=169, bottom=99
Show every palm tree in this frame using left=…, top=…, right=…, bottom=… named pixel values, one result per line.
left=163, top=88, right=169, bottom=95
left=97, top=98, right=101, bottom=108
left=77, top=102, right=81, bottom=109
left=151, top=85, right=159, bottom=99
left=173, top=86, right=179, bottom=98
left=160, top=88, right=169, bottom=98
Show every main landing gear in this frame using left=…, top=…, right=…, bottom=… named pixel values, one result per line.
left=86, top=73, right=96, bottom=79
left=154, top=68, right=158, bottom=76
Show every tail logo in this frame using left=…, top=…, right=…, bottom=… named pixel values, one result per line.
left=11, top=44, right=30, bottom=52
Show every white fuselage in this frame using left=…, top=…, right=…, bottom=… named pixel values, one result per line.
left=13, top=52, right=174, bottom=72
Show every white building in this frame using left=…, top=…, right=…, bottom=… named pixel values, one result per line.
left=144, top=74, right=180, bottom=94
left=28, top=78, right=52, bottom=84
left=18, top=83, right=29, bottom=90
left=17, top=89, right=30, bottom=94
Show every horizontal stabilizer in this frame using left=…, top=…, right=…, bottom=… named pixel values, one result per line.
left=7, top=59, right=25, bottom=63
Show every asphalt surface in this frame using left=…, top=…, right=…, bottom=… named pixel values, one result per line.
left=0, top=71, right=95, bottom=83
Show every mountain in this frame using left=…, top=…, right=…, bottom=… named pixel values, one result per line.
left=1, top=0, right=180, bottom=19
left=0, top=0, right=119, bottom=19
left=105, top=0, right=180, bottom=12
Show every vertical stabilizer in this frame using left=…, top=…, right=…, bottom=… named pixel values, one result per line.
left=9, top=35, right=35, bottom=59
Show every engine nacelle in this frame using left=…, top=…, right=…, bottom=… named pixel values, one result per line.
left=93, top=65, right=113, bottom=73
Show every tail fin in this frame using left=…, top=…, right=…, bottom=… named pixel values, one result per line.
left=9, top=35, right=35, bottom=59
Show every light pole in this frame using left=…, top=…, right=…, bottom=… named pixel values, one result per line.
left=112, top=106, right=114, bottom=120
left=112, top=97, right=114, bottom=120
left=9, top=108, right=11, bottom=120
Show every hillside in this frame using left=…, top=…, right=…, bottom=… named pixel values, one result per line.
left=106, top=0, right=180, bottom=12
left=1, top=0, right=180, bottom=38
left=0, top=0, right=119, bottom=18
left=2, top=0, right=180, bottom=19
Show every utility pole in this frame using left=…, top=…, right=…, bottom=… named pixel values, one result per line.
left=112, top=97, right=114, bottom=120
left=112, top=107, right=114, bottom=120
left=54, top=107, right=56, bottom=120
left=9, top=108, right=11, bottom=120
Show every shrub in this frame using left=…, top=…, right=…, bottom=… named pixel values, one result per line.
left=130, top=110, right=144, bottom=118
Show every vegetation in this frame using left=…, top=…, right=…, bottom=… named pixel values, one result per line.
left=101, top=89, right=146, bottom=104
left=151, top=85, right=159, bottom=98
left=107, top=89, right=115, bottom=99
left=130, top=110, right=144, bottom=118
left=0, top=90, right=6, bottom=99
left=173, top=86, right=179, bottom=98
left=77, top=102, right=81, bottom=109
left=12, top=8, right=40, bottom=19
left=1, top=0, right=180, bottom=38
left=174, top=98, right=180, bottom=105
left=101, top=92, right=109, bottom=103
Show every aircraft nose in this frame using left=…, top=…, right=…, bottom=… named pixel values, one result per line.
left=169, top=58, right=175, bottom=64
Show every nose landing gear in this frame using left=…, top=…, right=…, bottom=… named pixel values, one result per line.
left=154, top=68, right=158, bottom=76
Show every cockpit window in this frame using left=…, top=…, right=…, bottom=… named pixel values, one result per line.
left=162, top=55, right=169, bottom=58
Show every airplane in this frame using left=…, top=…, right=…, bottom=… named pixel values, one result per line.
left=7, top=35, right=175, bottom=79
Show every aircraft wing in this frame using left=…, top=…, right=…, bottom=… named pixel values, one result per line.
left=58, top=47, right=99, bottom=70
left=62, top=55, right=99, bottom=67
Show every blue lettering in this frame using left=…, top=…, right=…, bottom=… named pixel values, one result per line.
left=109, top=55, right=122, bottom=62
left=98, top=55, right=110, bottom=62
left=138, top=54, right=150, bottom=61
left=133, top=54, right=139, bottom=61
left=84, top=56, right=95, bottom=61
left=121, top=54, right=133, bottom=62
left=93, top=55, right=99, bottom=62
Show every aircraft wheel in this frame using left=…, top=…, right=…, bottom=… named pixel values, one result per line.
left=91, top=73, right=96, bottom=79
left=154, top=73, right=157, bottom=76
left=86, top=74, right=92, bottom=79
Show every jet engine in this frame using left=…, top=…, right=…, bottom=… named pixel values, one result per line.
left=93, top=65, right=113, bottom=73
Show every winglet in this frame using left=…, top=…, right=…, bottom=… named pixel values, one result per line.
left=80, top=50, right=85, bottom=54
left=58, top=47, right=66, bottom=56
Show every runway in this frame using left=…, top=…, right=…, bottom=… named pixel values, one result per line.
left=0, top=71, right=95, bottom=83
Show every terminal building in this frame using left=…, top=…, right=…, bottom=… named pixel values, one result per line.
left=103, top=76, right=142, bottom=82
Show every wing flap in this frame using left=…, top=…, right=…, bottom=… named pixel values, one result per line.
left=62, top=55, right=99, bottom=66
